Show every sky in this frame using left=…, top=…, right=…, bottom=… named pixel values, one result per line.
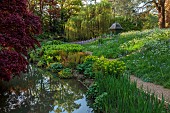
left=83, top=0, right=101, bottom=4
left=96, top=0, right=101, bottom=2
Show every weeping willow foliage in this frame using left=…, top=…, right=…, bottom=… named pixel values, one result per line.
left=65, top=1, right=113, bottom=41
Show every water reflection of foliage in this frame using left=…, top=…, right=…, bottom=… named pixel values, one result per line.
left=0, top=68, right=87, bottom=113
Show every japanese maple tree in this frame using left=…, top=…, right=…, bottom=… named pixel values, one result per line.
left=0, top=0, right=41, bottom=81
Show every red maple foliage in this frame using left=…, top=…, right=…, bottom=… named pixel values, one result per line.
left=0, top=0, right=41, bottom=81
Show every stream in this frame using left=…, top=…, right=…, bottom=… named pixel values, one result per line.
left=0, top=68, right=93, bottom=113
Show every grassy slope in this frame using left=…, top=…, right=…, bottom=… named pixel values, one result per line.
left=83, top=29, right=170, bottom=88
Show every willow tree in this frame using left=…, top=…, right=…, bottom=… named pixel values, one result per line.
left=65, top=1, right=113, bottom=41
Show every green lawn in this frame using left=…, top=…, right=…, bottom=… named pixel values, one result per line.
left=83, top=29, right=170, bottom=88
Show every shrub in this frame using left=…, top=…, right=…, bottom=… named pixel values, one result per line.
left=47, top=62, right=63, bottom=73
left=142, top=14, right=158, bottom=29
left=77, top=56, right=98, bottom=79
left=66, top=52, right=88, bottom=69
left=77, top=56, right=126, bottom=78
left=42, top=40, right=64, bottom=46
left=93, top=92, right=108, bottom=111
left=58, top=68, right=73, bottom=79
left=29, top=40, right=88, bottom=78
left=113, top=16, right=143, bottom=32
left=34, top=32, right=53, bottom=40
left=93, top=56, right=126, bottom=78
left=86, top=82, right=99, bottom=99
left=29, top=41, right=85, bottom=67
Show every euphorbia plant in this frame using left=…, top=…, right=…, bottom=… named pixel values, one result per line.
left=0, top=0, right=41, bottom=81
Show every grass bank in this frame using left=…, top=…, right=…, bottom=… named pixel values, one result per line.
left=83, top=29, right=170, bottom=88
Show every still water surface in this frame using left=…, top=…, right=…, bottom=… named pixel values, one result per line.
left=0, top=68, right=93, bottom=113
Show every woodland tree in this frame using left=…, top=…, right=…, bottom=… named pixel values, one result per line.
left=28, top=0, right=82, bottom=35
left=28, top=0, right=60, bottom=32
left=0, top=0, right=41, bottom=81
left=153, top=0, right=166, bottom=28
left=108, top=0, right=142, bottom=18
left=109, top=0, right=168, bottom=28
left=136, top=0, right=166, bottom=28
left=165, top=0, right=170, bottom=27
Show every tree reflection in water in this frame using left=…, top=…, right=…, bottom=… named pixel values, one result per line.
left=0, top=68, right=93, bottom=113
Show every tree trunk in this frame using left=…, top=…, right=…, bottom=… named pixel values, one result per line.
left=159, top=0, right=166, bottom=28
left=153, top=0, right=166, bottom=28
left=165, top=0, right=170, bottom=28
left=39, top=0, right=43, bottom=19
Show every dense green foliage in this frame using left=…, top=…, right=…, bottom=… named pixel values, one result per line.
left=65, top=1, right=113, bottom=41
left=110, top=0, right=144, bottom=17
left=142, top=14, right=158, bottom=29
left=58, top=68, right=73, bottom=79
left=87, top=73, right=170, bottom=113
left=29, top=0, right=82, bottom=35
left=77, top=56, right=98, bottom=78
left=34, top=32, right=63, bottom=41
left=42, top=43, right=84, bottom=53
left=113, top=16, right=143, bottom=32
left=83, top=29, right=170, bottom=88
left=65, top=1, right=153, bottom=41
left=93, top=56, right=126, bottom=78
left=77, top=56, right=126, bottom=79
left=29, top=40, right=88, bottom=78
left=31, top=0, right=159, bottom=42
left=1, top=0, right=170, bottom=112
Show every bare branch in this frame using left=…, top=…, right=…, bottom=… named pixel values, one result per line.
left=135, top=0, right=153, bottom=9
left=153, top=0, right=159, bottom=10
